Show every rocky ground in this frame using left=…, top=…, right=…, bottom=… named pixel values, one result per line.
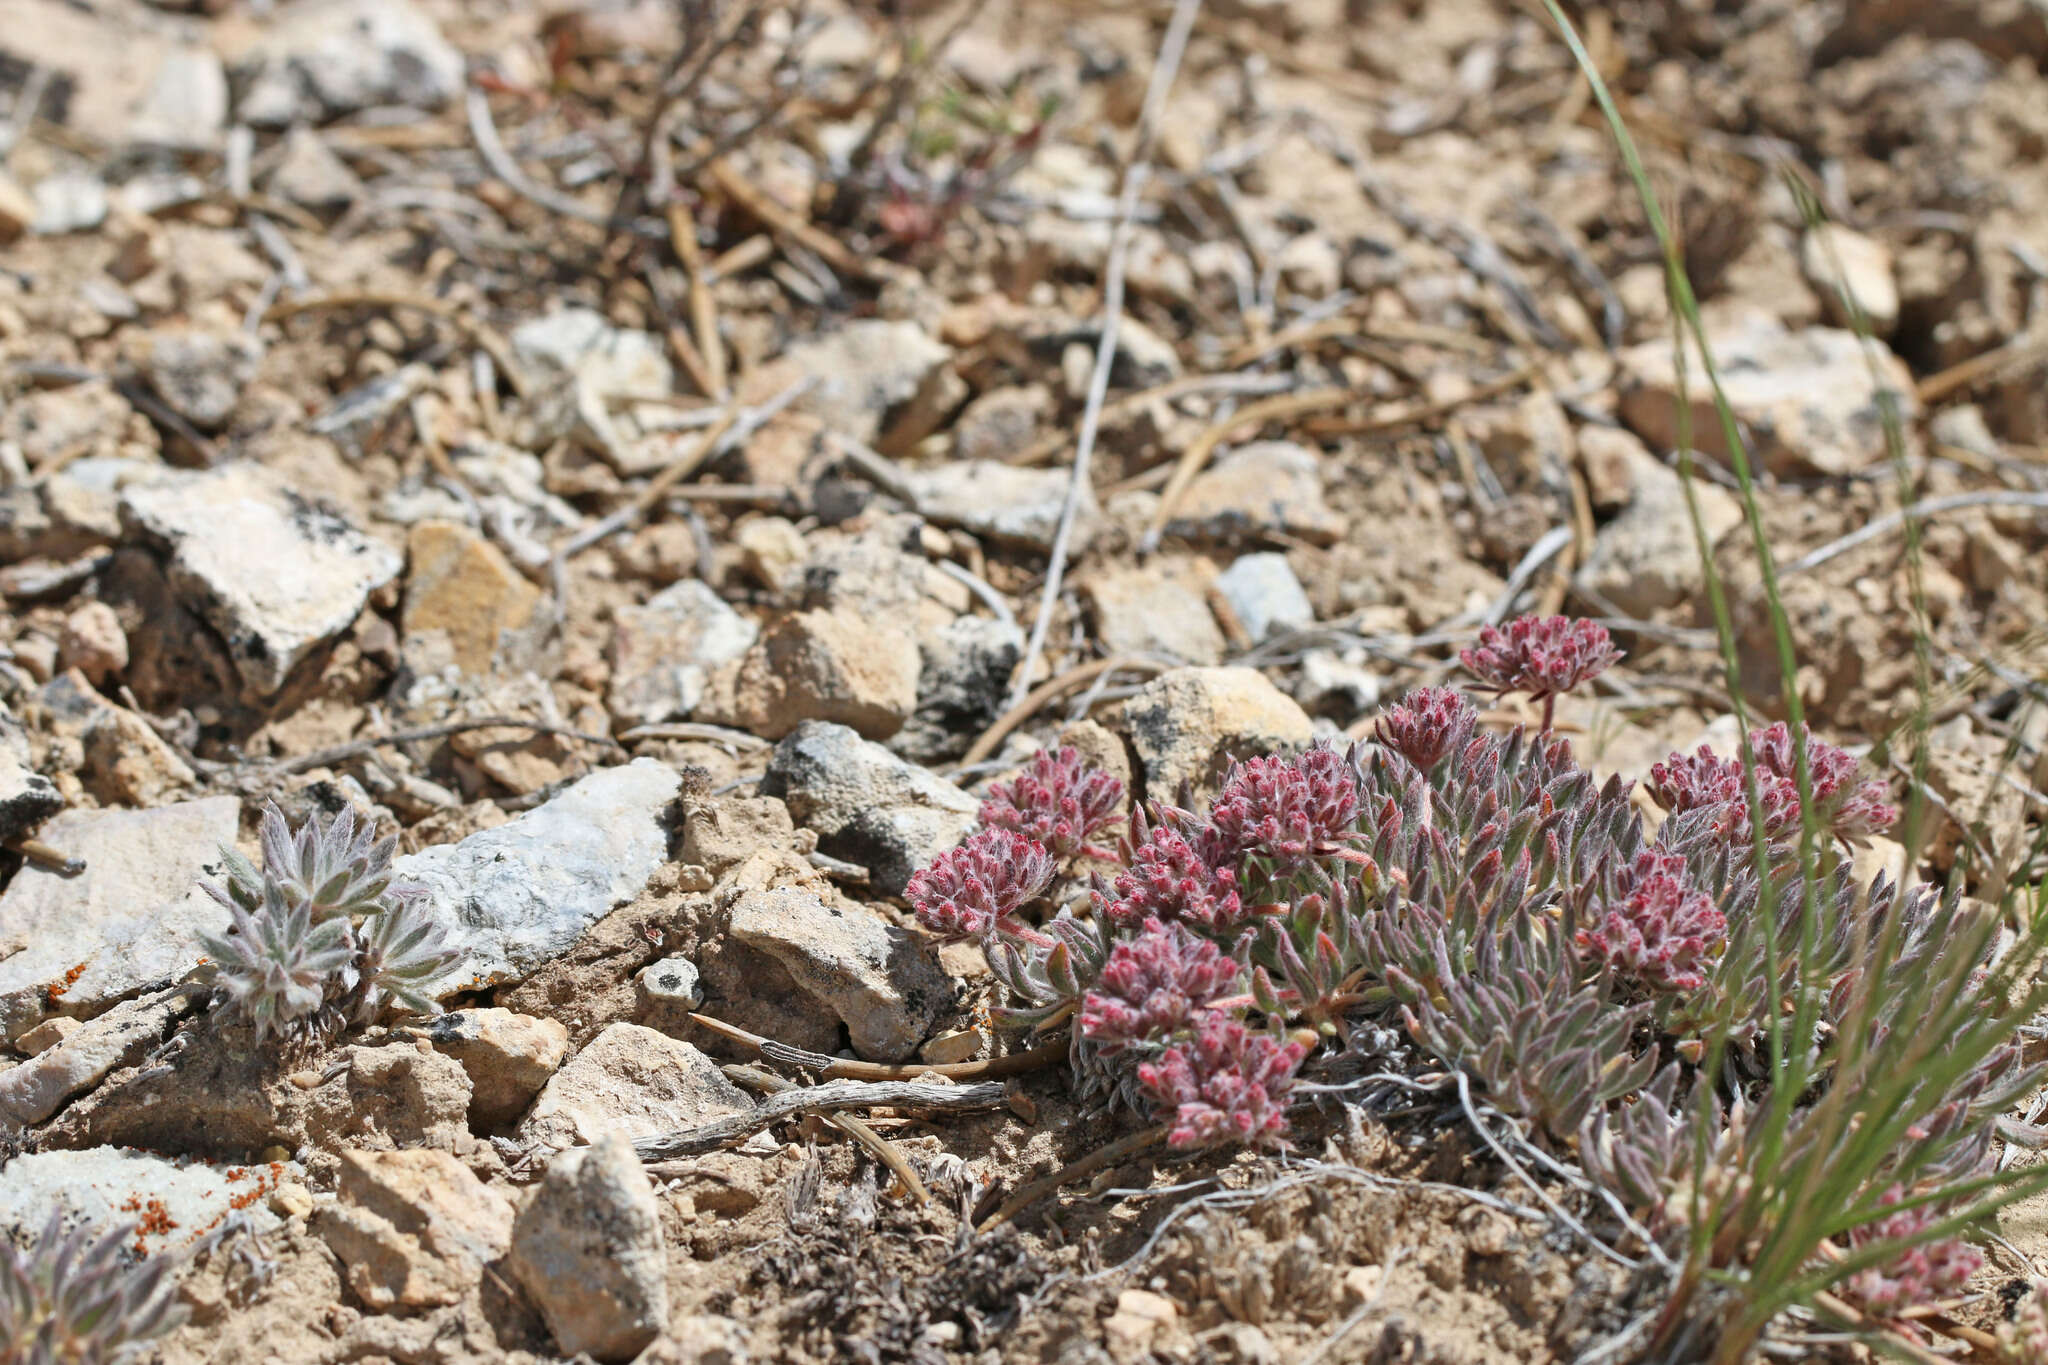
left=3, top=0, right=2048, bottom=1361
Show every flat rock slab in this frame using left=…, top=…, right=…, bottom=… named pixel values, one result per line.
left=0, top=989, right=190, bottom=1128
left=0, top=796, right=239, bottom=1044
left=400, top=759, right=681, bottom=995
left=0, top=1147, right=286, bottom=1258
left=121, top=464, right=402, bottom=696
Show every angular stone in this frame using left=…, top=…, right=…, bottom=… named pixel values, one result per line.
left=952, top=385, right=1051, bottom=461
left=401, top=520, right=546, bottom=679
left=424, top=1008, right=571, bottom=1129
left=1082, top=561, right=1225, bottom=665
left=760, top=722, right=977, bottom=897
left=1165, top=442, right=1343, bottom=545
left=517, top=1023, right=750, bottom=1150
left=128, top=47, right=228, bottom=149
left=1575, top=447, right=1744, bottom=616
left=233, top=0, right=467, bottom=125
left=635, top=956, right=704, bottom=1030
left=397, top=760, right=681, bottom=994
left=709, top=607, right=920, bottom=742
left=898, top=461, right=1098, bottom=553
left=121, top=465, right=402, bottom=696
left=1213, top=553, right=1314, bottom=644
left=785, top=320, right=952, bottom=444
left=82, top=704, right=197, bottom=808
left=511, top=1134, right=669, bottom=1362
left=1801, top=225, right=1899, bottom=337
left=727, top=886, right=950, bottom=1062
left=0, top=796, right=238, bottom=1043
left=512, top=309, right=683, bottom=472
left=317, top=1149, right=514, bottom=1311
left=144, top=330, right=262, bottom=431
left=265, top=125, right=363, bottom=210
left=1616, top=314, right=1919, bottom=478
left=0, top=1148, right=285, bottom=1256
left=890, top=615, right=1024, bottom=762
left=607, top=580, right=758, bottom=727
left=31, top=174, right=108, bottom=236
left=1117, top=667, right=1314, bottom=801
left=58, top=602, right=128, bottom=686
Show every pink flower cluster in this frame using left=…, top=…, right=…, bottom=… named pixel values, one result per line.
left=1102, top=818, right=1249, bottom=936
left=1840, top=1185, right=1983, bottom=1317
left=1137, top=1014, right=1309, bottom=1149
left=1375, top=686, right=1477, bottom=770
left=906, top=827, right=1055, bottom=941
left=1460, top=615, right=1621, bottom=702
left=1208, top=747, right=1360, bottom=872
left=1576, top=851, right=1727, bottom=992
left=1080, top=918, right=1242, bottom=1051
left=1647, top=722, right=1896, bottom=847
left=979, top=746, right=1126, bottom=862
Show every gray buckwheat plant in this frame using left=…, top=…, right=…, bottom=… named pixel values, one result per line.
left=910, top=614, right=2042, bottom=1352
left=199, top=803, right=458, bottom=1045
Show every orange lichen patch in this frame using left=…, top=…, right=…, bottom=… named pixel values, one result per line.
left=44, top=961, right=88, bottom=1004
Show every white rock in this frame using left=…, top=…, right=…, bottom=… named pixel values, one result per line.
left=1167, top=441, right=1344, bottom=545
left=0, top=990, right=186, bottom=1127
left=0, top=796, right=238, bottom=1043
left=1800, top=225, right=1899, bottom=337
left=760, top=722, right=977, bottom=897
left=517, top=1023, right=750, bottom=1150
left=120, top=465, right=402, bottom=696
left=30, top=174, right=108, bottom=236
left=636, top=956, right=704, bottom=1020
left=727, top=886, right=951, bottom=1062
left=1295, top=650, right=1381, bottom=719
left=786, top=320, right=952, bottom=444
left=234, top=0, right=466, bottom=125
left=607, top=581, right=758, bottom=727
left=0, top=726, right=62, bottom=844
left=1616, top=313, right=1918, bottom=478
left=145, top=330, right=262, bottom=430
left=128, top=47, right=229, bottom=149
left=0, top=1148, right=284, bottom=1255
left=265, top=125, right=363, bottom=210
left=1213, top=553, right=1313, bottom=643
left=399, top=760, right=681, bottom=994
left=898, top=460, right=1098, bottom=553
left=511, top=1134, right=669, bottom=1362
left=1082, top=561, right=1225, bottom=665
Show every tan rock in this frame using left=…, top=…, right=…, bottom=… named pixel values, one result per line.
left=425, top=1007, right=571, bottom=1129
left=1166, top=441, right=1343, bottom=545
left=1080, top=560, right=1225, bottom=665
left=511, top=1134, right=668, bottom=1362
left=58, top=602, right=128, bottom=686
left=83, top=706, right=195, bottom=807
left=709, top=607, right=919, bottom=741
left=1801, top=224, right=1899, bottom=337
left=1116, top=667, right=1315, bottom=801
left=316, top=1148, right=514, bottom=1311
left=14, top=1016, right=82, bottom=1057
left=0, top=173, right=30, bottom=243
left=401, top=520, right=545, bottom=677
left=517, top=1023, right=752, bottom=1150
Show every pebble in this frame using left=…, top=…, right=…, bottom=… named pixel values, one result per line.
left=760, top=721, right=978, bottom=897
left=1166, top=442, right=1344, bottom=545
left=898, top=460, right=1098, bottom=553
left=1212, top=553, right=1314, bottom=644
left=143, top=330, right=262, bottom=431
left=1800, top=224, right=1899, bottom=337
left=635, top=956, right=705, bottom=1029
left=891, top=614, right=1024, bottom=762
left=31, top=174, right=109, bottom=236
left=634, top=1316, right=752, bottom=1365
left=235, top=0, right=467, bottom=125
left=706, top=607, right=920, bottom=742
left=511, top=1134, right=670, bottom=1363
left=727, top=885, right=951, bottom=1062
left=1574, top=445, right=1744, bottom=616
left=951, top=385, right=1051, bottom=461
left=128, top=47, right=228, bottom=149
left=1616, top=313, right=1918, bottom=477
left=424, top=1008, right=572, bottom=1130
left=0, top=796, right=239, bottom=1043
left=607, top=580, right=758, bottom=727
left=1082, top=561, right=1226, bottom=665
left=784, top=319, right=952, bottom=444
left=83, top=704, right=196, bottom=808
left=516, top=1022, right=750, bottom=1152
left=266, top=125, right=364, bottom=210
left=512, top=309, right=681, bottom=473
left=57, top=602, right=126, bottom=687
left=316, top=1149, right=514, bottom=1310
left=121, top=464, right=403, bottom=697
left=1116, top=667, right=1315, bottom=801
left=401, top=519, right=548, bottom=680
